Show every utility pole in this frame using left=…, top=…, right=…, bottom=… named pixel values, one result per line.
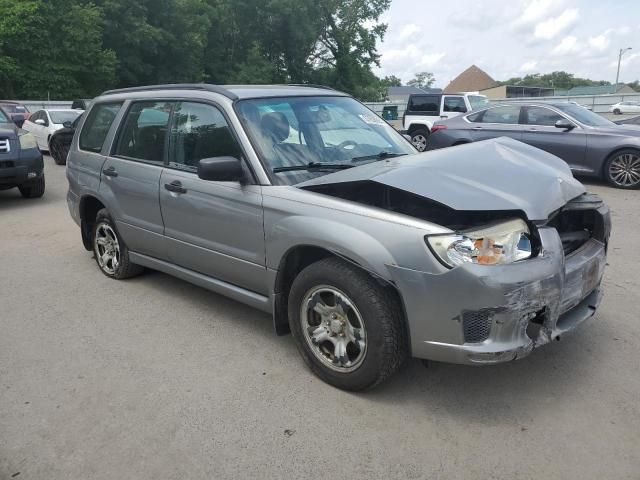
left=615, top=47, right=633, bottom=86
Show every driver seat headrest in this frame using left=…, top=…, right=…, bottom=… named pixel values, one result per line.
left=261, top=112, right=290, bottom=143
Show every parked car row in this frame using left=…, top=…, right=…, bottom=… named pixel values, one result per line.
left=426, top=101, right=640, bottom=189
left=402, top=92, right=490, bottom=151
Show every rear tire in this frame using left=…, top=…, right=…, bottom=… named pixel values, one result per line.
left=18, top=175, right=45, bottom=198
left=288, top=257, right=407, bottom=391
left=92, top=209, right=144, bottom=279
left=604, top=149, right=640, bottom=189
left=613, top=108, right=621, bottom=115
left=410, top=128, right=429, bottom=152
left=50, top=138, right=69, bottom=165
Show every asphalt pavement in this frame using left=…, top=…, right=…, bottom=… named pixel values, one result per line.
left=1, top=157, right=639, bottom=479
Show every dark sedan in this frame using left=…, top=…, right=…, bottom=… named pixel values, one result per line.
left=427, top=102, right=640, bottom=189
left=49, top=113, right=82, bottom=165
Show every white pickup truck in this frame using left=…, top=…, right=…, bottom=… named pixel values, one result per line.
left=403, top=92, right=489, bottom=151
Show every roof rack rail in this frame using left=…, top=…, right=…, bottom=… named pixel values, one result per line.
left=285, top=83, right=336, bottom=91
left=100, top=83, right=238, bottom=100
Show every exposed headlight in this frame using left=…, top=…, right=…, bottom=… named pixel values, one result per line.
left=426, top=218, right=532, bottom=268
left=19, top=132, right=38, bottom=150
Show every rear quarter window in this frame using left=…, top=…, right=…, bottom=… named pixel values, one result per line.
left=79, top=102, right=123, bottom=153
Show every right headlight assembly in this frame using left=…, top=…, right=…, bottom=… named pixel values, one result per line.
left=426, top=218, right=533, bottom=268
left=18, top=131, right=38, bottom=150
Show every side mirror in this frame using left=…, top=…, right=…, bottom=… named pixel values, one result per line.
left=197, top=156, right=244, bottom=182
left=35, top=118, right=45, bottom=125
left=62, top=121, right=73, bottom=128
left=555, top=119, right=575, bottom=130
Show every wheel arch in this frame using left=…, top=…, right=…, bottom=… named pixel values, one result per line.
left=271, top=244, right=408, bottom=345
left=601, top=145, right=640, bottom=175
left=79, top=195, right=107, bottom=250
left=407, top=122, right=432, bottom=135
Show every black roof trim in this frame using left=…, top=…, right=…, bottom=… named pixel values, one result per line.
left=100, top=83, right=239, bottom=100
left=285, top=84, right=336, bottom=91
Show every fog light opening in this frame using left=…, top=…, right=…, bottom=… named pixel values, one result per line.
left=525, top=308, right=547, bottom=340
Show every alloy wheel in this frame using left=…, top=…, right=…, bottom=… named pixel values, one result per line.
left=609, top=152, right=640, bottom=187
left=300, top=286, right=367, bottom=373
left=412, top=134, right=428, bottom=151
left=94, top=223, right=121, bottom=275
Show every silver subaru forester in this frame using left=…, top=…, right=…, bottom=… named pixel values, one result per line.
left=67, top=84, right=610, bottom=390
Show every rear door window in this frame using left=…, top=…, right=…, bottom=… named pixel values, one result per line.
left=79, top=103, right=123, bottom=153
left=443, top=96, right=467, bottom=113
left=114, top=101, right=172, bottom=163
left=523, top=106, right=564, bottom=126
left=408, top=95, right=440, bottom=115
left=478, top=105, right=521, bottom=124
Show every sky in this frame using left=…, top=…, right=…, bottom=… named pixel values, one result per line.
left=375, top=0, right=640, bottom=88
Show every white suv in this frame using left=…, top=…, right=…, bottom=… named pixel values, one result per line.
left=403, top=92, right=489, bottom=151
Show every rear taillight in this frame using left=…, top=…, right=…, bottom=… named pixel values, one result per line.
left=431, top=124, right=447, bottom=133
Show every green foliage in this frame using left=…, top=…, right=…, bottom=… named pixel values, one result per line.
left=0, top=0, right=392, bottom=100
left=407, top=72, right=435, bottom=89
left=0, top=0, right=116, bottom=99
left=497, top=71, right=611, bottom=90
left=626, top=80, right=640, bottom=92
left=382, top=75, right=402, bottom=87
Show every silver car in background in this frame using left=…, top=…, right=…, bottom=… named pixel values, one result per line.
left=427, top=101, right=640, bottom=189
left=66, top=85, right=610, bottom=390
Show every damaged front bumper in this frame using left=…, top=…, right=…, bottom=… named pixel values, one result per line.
left=389, top=200, right=610, bottom=365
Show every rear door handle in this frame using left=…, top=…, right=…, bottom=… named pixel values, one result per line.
left=471, top=126, right=483, bottom=130
left=103, top=167, right=118, bottom=178
left=164, top=180, right=187, bottom=194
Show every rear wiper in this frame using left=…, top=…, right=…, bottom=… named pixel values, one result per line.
left=351, top=151, right=408, bottom=162
left=273, top=162, right=356, bottom=173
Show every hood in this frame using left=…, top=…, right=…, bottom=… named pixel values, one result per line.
left=592, top=124, right=640, bottom=135
left=0, top=122, right=18, bottom=138
left=297, top=137, right=585, bottom=221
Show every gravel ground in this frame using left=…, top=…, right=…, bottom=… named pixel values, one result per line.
left=1, top=157, right=639, bottom=479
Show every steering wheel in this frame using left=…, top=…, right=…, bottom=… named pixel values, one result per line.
left=336, top=140, right=358, bottom=151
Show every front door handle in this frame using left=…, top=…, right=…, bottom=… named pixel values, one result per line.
left=471, top=126, right=483, bottom=130
left=103, top=167, right=118, bottom=178
left=164, top=180, right=187, bottom=194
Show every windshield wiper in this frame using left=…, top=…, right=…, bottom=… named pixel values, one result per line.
left=351, top=151, right=408, bottom=162
left=273, top=162, right=356, bottom=173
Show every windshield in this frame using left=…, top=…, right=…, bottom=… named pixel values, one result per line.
left=468, top=95, right=490, bottom=111
left=555, top=104, right=614, bottom=127
left=49, top=110, right=82, bottom=124
left=236, top=96, right=415, bottom=185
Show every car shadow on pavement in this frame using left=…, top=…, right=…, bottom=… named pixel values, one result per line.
left=362, top=316, right=613, bottom=423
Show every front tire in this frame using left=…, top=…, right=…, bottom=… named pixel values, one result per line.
left=410, top=128, right=429, bottom=152
left=92, top=209, right=144, bottom=279
left=604, top=149, right=640, bottom=189
left=288, top=257, right=407, bottom=391
left=613, top=108, right=621, bottom=115
left=18, top=175, right=45, bottom=198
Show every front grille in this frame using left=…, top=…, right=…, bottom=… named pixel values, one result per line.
left=463, top=311, right=492, bottom=343
left=0, top=138, right=10, bottom=154
left=0, top=160, right=14, bottom=169
left=547, top=209, right=596, bottom=256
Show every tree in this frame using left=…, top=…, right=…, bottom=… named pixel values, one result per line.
left=0, top=0, right=392, bottom=100
left=0, top=0, right=116, bottom=99
left=407, top=72, right=435, bottom=89
left=382, top=75, right=402, bottom=87
left=497, top=71, right=610, bottom=90
left=312, top=0, right=391, bottom=100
